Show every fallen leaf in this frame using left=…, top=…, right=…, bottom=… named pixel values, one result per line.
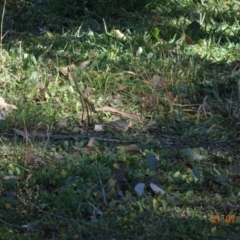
left=142, top=119, right=157, bottom=132
left=95, top=106, right=142, bottom=120
left=111, top=29, right=126, bottom=39
left=184, top=34, right=194, bottom=45
left=72, top=146, right=81, bottom=152
left=134, top=183, right=145, bottom=196
left=79, top=60, right=91, bottom=69
left=116, top=144, right=140, bottom=152
left=54, top=118, right=69, bottom=128
left=88, top=201, right=103, bottom=216
left=105, top=118, right=130, bottom=132
left=108, top=179, right=117, bottom=188
left=50, top=152, right=63, bottom=160
left=118, top=189, right=125, bottom=199
left=37, top=82, right=46, bottom=95
left=87, top=137, right=95, bottom=148
left=59, top=65, right=72, bottom=77
left=136, top=47, right=143, bottom=56
left=181, top=148, right=204, bottom=161
left=24, top=153, right=46, bottom=166
left=3, top=175, right=21, bottom=180
left=26, top=174, right=32, bottom=181
left=150, top=183, right=165, bottom=194
left=113, top=163, right=120, bottom=169
left=149, top=75, right=165, bottom=89
left=94, top=123, right=104, bottom=132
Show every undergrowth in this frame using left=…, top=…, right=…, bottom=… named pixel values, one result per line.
left=0, top=0, right=240, bottom=239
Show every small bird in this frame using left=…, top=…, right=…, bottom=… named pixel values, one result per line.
left=105, top=118, right=130, bottom=132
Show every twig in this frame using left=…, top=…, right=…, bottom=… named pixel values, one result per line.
left=0, top=0, right=6, bottom=55
left=11, top=128, right=140, bottom=143
left=98, top=172, right=108, bottom=205
left=69, top=63, right=93, bottom=126
left=0, top=218, right=22, bottom=229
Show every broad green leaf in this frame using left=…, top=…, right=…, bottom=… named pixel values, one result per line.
left=173, top=171, right=181, bottom=178
left=151, top=27, right=159, bottom=41
left=150, top=183, right=165, bottom=194
left=46, top=31, right=54, bottom=38
left=198, top=39, right=205, bottom=46
left=60, top=169, right=67, bottom=178
left=146, top=152, right=158, bottom=172
left=30, top=54, right=37, bottom=65
left=192, top=166, right=201, bottom=180
left=181, top=148, right=204, bottom=161
left=15, top=167, right=21, bottom=175
left=134, top=183, right=145, bottom=196
left=211, top=226, right=217, bottom=233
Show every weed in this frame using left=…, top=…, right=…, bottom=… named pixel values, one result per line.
left=1, top=0, right=240, bottom=239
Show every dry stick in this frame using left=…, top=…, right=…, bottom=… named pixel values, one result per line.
left=11, top=129, right=140, bottom=143
left=29, top=202, right=87, bottom=230
left=238, top=79, right=240, bottom=107
left=68, top=63, right=93, bottom=126
left=98, top=172, right=108, bottom=205
left=0, top=0, right=6, bottom=55
left=0, top=218, right=22, bottom=229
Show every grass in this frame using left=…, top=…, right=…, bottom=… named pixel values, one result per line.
left=1, top=0, right=240, bottom=239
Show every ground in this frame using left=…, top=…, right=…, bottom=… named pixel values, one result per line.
left=0, top=0, right=240, bottom=239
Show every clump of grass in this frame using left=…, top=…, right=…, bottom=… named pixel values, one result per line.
left=1, top=0, right=240, bottom=239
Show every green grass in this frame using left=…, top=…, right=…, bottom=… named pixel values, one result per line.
left=1, top=0, right=240, bottom=239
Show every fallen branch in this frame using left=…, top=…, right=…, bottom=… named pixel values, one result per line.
left=95, top=106, right=142, bottom=121
left=12, top=128, right=140, bottom=143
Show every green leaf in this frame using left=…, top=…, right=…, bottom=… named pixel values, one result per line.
left=197, top=39, right=205, bottom=46
left=181, top=148, right=204, bottom=161
left=151, top=27, right=159, bottom=41
left=146, top=152, right=158, bottom=172
left=192, top=166, right=201, bottom=180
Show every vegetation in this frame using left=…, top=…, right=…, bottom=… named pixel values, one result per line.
left=1, top=0, right=240, bottom=239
